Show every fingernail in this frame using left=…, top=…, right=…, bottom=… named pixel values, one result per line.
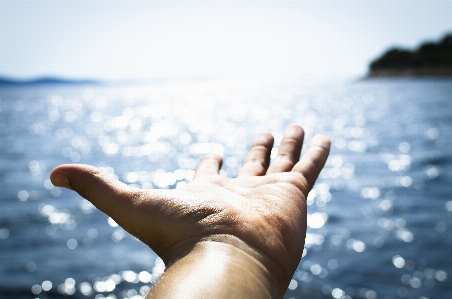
left=51, top=173, right=72, bottom=189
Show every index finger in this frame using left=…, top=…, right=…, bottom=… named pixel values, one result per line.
left=291, top=134, right=330, bottom=190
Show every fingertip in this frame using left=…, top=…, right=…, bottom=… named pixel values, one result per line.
left=256, top=131, right=274, bottom=144
left=50, top=172, right=72, bottom=189
left=50, top=164, right=75, bottom=189
left=50, top=164, right=102, bottom=190
left=309, top=134, right=331, bottom=150
left=287, top=124, right=304, bottom=134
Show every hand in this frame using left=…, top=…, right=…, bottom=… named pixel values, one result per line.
left=50, top=124, right=330, bottom=298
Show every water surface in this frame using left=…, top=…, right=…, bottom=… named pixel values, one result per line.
left=1, top=78, right=451, bottom=299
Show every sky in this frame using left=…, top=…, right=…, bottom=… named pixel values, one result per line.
left=1, top=0, right=452, bottom=81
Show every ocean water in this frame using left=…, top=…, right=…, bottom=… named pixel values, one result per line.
left=0, top=78, right=451, bottom=299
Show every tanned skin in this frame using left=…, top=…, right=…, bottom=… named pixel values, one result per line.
left=51, top=124, right=330, bottom=299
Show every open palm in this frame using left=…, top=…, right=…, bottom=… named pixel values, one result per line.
left=51, top=124, right=330, bottom=298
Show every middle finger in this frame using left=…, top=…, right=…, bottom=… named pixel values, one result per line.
left=266, top=124, right=304, bottom=173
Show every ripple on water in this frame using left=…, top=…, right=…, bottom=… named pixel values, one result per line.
left=1, top=80, right=451, bottom=298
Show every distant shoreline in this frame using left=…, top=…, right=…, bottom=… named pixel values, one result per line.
left=367, top=68, right=452, bottom=78
left=0, top=77, right=209, bottom=87
left=0, top=77, right=100, bottom=86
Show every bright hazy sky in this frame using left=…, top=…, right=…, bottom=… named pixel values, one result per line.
left=1, top=1, right=452, bottom=81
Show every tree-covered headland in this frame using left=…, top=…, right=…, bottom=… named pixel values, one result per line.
left=368, top=33, right=452, bottom=77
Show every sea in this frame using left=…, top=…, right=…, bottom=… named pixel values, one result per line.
left=0, top=78, right=451, bottom=299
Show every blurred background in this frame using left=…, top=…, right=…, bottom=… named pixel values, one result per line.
left=1, top=1, right=452, bottom=299
left=2, top=0, right=452, bottom=81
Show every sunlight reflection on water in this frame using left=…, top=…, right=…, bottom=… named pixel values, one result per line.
left=1, top=78, right=451, bottom=298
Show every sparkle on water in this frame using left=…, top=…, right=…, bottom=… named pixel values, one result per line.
left=0, top=78, right=451, bottom=298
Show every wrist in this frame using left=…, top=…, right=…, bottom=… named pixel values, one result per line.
left=148, top=235, right=289, bottom=299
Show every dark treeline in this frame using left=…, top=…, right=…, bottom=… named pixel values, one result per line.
left=368, top=33, right=452, bottom=77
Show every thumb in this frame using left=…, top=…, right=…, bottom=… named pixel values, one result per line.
left=50, top=164, right=138, bottom=218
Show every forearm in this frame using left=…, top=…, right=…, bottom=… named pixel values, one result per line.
left=146, top=239, right=286, bottom=299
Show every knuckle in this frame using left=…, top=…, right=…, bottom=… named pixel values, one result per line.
left=272, top=157, right=294, bottom=169
left=244, top=157, right=266, bottom=165
left=249, top=144, right=269, bottom=154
